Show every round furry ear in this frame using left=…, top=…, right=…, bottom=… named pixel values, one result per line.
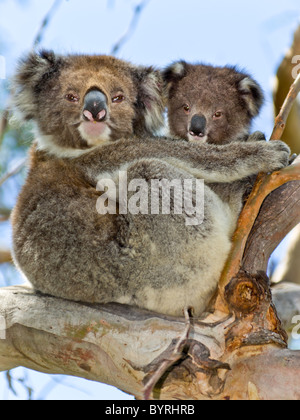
left=238, top=76, right=264, bottom=117
left=162, top=60, right=188, bottom=84
left=132, top=66, right=165, bottom=135
left=12, top=50, right=64, bottom=121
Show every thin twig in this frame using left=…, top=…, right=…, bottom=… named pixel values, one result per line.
left=0, top=158, right=27, bottom=188
left=143, top=307, right=192, bottom=400
left=0, top=0, right=63, bottom=187
left=271, top=72, right=300, bottom=141
left=0, top=207, right=11, bottom=222
left=111, top=0, right=150, bottom=56
left=32, top=0, right=64, bottom=50
left=0, top=110, right=9, bottom=146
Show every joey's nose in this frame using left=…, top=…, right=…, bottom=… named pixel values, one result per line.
left=189, top=115, right=206, bottom=137
left=83, top=90, right=108, bottom=122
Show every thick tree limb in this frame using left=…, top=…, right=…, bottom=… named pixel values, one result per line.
left=0, top=286, right=233, bottom=400
left=243, top=180, right=300, bottom=273
left=0, top=286, right=300, bottom=400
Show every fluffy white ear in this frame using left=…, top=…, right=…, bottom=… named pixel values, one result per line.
left=238, top=76, right=264, bottom=117
left=162, top=60, right=188, bottom=84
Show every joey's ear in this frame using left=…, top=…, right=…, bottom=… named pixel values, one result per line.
left=162, top=60, right=188, bottom=84
left=238, top=76, right=264, bottom=118
left=12, top=50, right=64, bottom=120
left=132, top=66, right=165, bottom=134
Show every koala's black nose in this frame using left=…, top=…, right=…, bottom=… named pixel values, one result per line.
left=83, top=90, right=108, bottom=122
left=189, top=115, right=206, bottom=137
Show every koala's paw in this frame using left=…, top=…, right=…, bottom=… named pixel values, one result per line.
left=263, top=140, right=291, bottom=172
left=248, top=131, right=267, bottom=142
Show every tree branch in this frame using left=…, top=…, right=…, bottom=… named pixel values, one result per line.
left=273, top=25, right=300, bottom=154
left=0, top=158, right=27, bottom=188
left=110, top=0, right=150, bottom=56
left=271, top=72, right=300, bottom=141
left=0, top=286, right=300, bottom=400
left=0, top=250, right=12, bottom=264
left=32, top=0, right=64, bottom=50
left=216, top=73, right=300, bottom=306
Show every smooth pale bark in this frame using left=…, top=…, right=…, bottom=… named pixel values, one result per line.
left=0, top=286, right=300, bottom=400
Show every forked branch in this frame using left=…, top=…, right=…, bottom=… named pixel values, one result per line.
left=217, top=73, right=300, bottom=307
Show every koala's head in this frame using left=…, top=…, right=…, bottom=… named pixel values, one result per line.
left=12, top=51, right=164, bottom=152
left=163, top=61, right=264, bottom=144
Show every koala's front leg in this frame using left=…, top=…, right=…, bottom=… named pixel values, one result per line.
left=176, top=140, right=291, bottom=183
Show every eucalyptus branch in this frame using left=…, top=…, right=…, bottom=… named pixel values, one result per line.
left=271, top=73, right=300, bottom=141
left=0, top=158, right=27, bottom=188
left=111, top=0, right=150, bottom=56
left=32, top=0, right=64, bottom=50
left=217, top=73, right=300, bottom=307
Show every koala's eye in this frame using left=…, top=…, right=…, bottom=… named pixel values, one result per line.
left=65, top=93, right=79, bottom=103
left=213, top=111, right=223, bottom=119
left=112, top=95, right=125, bottom=104
left=183, top=104, right=190, bottom=113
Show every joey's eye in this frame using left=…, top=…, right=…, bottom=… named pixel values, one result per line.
left=183, top=104, right=190, bottom=113
left=213, top=111, right=223, bottom=119
left=65, top=93, right=79, bottom=103
left=112, top=95, right=125, bottom=103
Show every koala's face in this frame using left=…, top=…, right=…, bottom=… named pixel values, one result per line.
left=163, top=62, right=264, bottom=144
left=13, top=51, right=164, bottom=150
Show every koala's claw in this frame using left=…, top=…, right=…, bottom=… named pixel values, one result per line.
left=267, top=140, right=291, bottom=170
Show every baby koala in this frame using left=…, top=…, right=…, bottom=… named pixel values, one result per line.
left=163, top=61, right=264, bottom=144
left=162, top=60, right=278, bottom=272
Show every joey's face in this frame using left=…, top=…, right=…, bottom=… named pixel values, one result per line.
left=164, top=62, right=264, bottom=145
left=168, top=87, right=249, bottom=145
left=168, top=97, right=233, bottom=144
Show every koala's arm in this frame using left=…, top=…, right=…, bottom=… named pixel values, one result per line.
left=82, top=138, right=290, bottom=185
left=158, top=139, right=291, bottom=183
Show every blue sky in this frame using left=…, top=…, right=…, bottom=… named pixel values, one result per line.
left=0, top=0, right=299, bottom=400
